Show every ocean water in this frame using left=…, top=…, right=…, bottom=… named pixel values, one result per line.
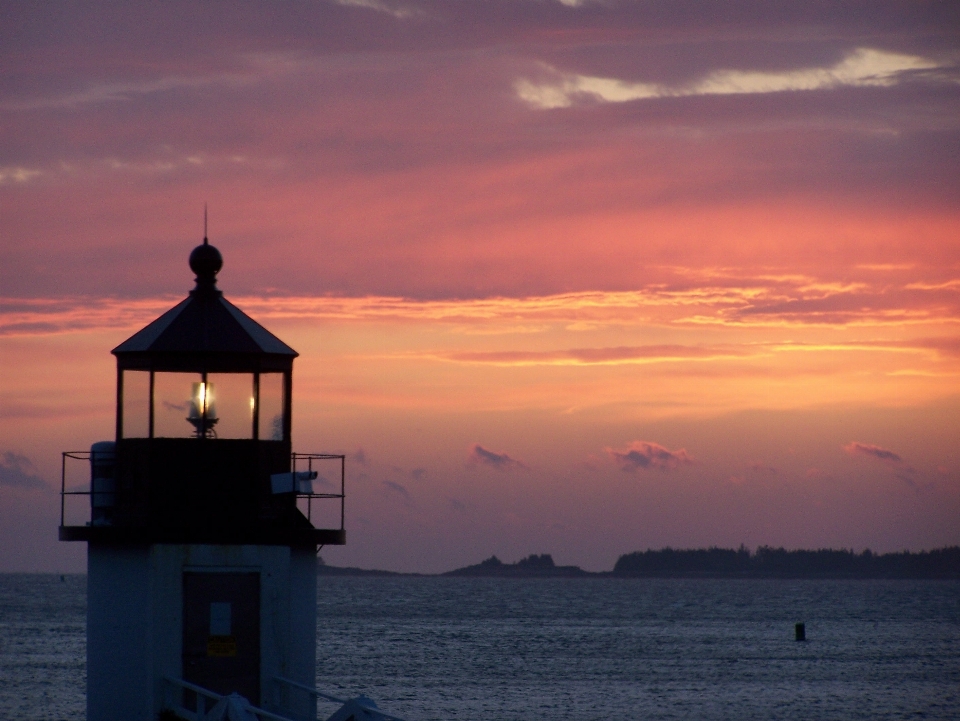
left=0, top=574, right=86, bottom=721
left=1, top=574, right=958, bottom=720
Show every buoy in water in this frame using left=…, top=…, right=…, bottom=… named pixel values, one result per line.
left=795, top=622, right=806, bottom=641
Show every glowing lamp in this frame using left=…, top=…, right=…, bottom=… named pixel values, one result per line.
left=187, top=381, right=218, bottom=436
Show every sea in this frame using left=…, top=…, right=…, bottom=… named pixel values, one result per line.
left=0, top=574, right=957, bottom=720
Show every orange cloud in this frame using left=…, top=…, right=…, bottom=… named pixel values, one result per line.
left=439, top=345, right=748, bottom=367
left=4, top=265, right=959, bottom=335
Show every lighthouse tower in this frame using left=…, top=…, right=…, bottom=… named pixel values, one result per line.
left=60, top=238, right=345, bottom=721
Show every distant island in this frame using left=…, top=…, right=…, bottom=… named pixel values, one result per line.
left=443, top=553, right=592, bottom=578
left=318, top=546, right=960, bottom=579
left=611, top=546, right=960, bottom=579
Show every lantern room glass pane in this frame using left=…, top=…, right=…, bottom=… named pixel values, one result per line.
left=154, top=372, right=202, bottom=438
left=206, top=373, right=255, bottom=439
left=259, top=373, right=284, bottom=441
left=121, top=370, right=150, bottom=438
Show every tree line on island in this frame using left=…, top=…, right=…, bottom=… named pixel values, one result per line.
left=610, top=546, right=959, bottom=579
left=318, top=546, right=960, bottom=579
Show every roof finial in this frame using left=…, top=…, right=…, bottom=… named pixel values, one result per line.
left=190, top=204, right=222, bottom=294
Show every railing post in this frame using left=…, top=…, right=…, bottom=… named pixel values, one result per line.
left=60, top=452, right=66, bottom=528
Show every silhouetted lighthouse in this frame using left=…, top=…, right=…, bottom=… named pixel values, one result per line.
left=60, top=237, right=345, bottom=720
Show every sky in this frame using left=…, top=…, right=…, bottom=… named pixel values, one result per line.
left=1, top=0, right=959, bottom=573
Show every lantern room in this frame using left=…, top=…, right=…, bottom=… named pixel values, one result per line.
left=60, top=236, right=345, bottom=546
left=114, top=240, right=294, bottom=445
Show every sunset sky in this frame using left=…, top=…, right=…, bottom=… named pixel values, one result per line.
left=2, top=1, right=959, bottom=573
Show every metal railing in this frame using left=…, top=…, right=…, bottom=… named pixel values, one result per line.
left=291, top=453, right=345, bottom=532
left=273, top=677, right=408, bottom=721
left=163, top=677, right=297, bottom=721
left=60, top=451, right=95, bottom=529
left=59, top=449, right=346, bottom=532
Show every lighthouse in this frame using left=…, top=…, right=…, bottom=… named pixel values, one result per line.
left=60, top=238, right=345, bottom=721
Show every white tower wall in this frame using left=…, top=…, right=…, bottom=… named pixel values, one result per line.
left=87, top=543, right=317, bottom=721
left=87, top=543, right=153, bottom=721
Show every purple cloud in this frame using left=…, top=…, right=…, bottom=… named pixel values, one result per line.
left=381, top=479, right=412, bottom=502
left=843, top=442, right=921, bottom=490
left=469, top=444, right=528, bottom=471
left=5, top=2, right=958, bottom=304
left=895, top=472, right=917, bottom=489
left=606, top=441, right=694, bottom=472
left=842, top=442, right=903, bottom=464
left=0, top=451, right=47, bottom=489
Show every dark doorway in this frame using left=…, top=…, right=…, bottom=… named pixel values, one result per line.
left=183, top=572, right=261, bottom=705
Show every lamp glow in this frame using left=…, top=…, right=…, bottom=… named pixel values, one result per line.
left=187, top=381, right=218, bottom=436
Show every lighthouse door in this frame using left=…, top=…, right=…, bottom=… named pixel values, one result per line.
left=183, top=572, right=261, bottom=705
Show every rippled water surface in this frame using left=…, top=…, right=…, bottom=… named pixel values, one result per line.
left=1, top=574, right=958, bottom=720
left=315, top=577, right=960, bottom=721
left=0, top=574, right=85, bottom=721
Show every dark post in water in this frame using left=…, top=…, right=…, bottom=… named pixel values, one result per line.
left=795, top=622, right=806, bottom=641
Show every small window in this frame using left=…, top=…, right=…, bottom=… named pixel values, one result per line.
left=258, top=373, right=285, bottom=441
left=154, top=372, right=202, bottom=438
left=206, top=373, right=255, bottom=439
left=121, top=370, right=150, bottom=438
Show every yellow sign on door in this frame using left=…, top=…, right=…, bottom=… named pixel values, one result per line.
left=207, top=635, right=237, bottom=657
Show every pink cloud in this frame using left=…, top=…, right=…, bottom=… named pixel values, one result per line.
left=842, top=442, right=903, bottom=464
left=605, top=441, right=694, bottom=472
left=843, top=442, right=921, bottom=489
left=469, top=444, right=528, bottom=471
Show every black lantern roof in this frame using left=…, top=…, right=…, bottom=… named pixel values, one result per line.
left=112, top=239, right=298, bottom=372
